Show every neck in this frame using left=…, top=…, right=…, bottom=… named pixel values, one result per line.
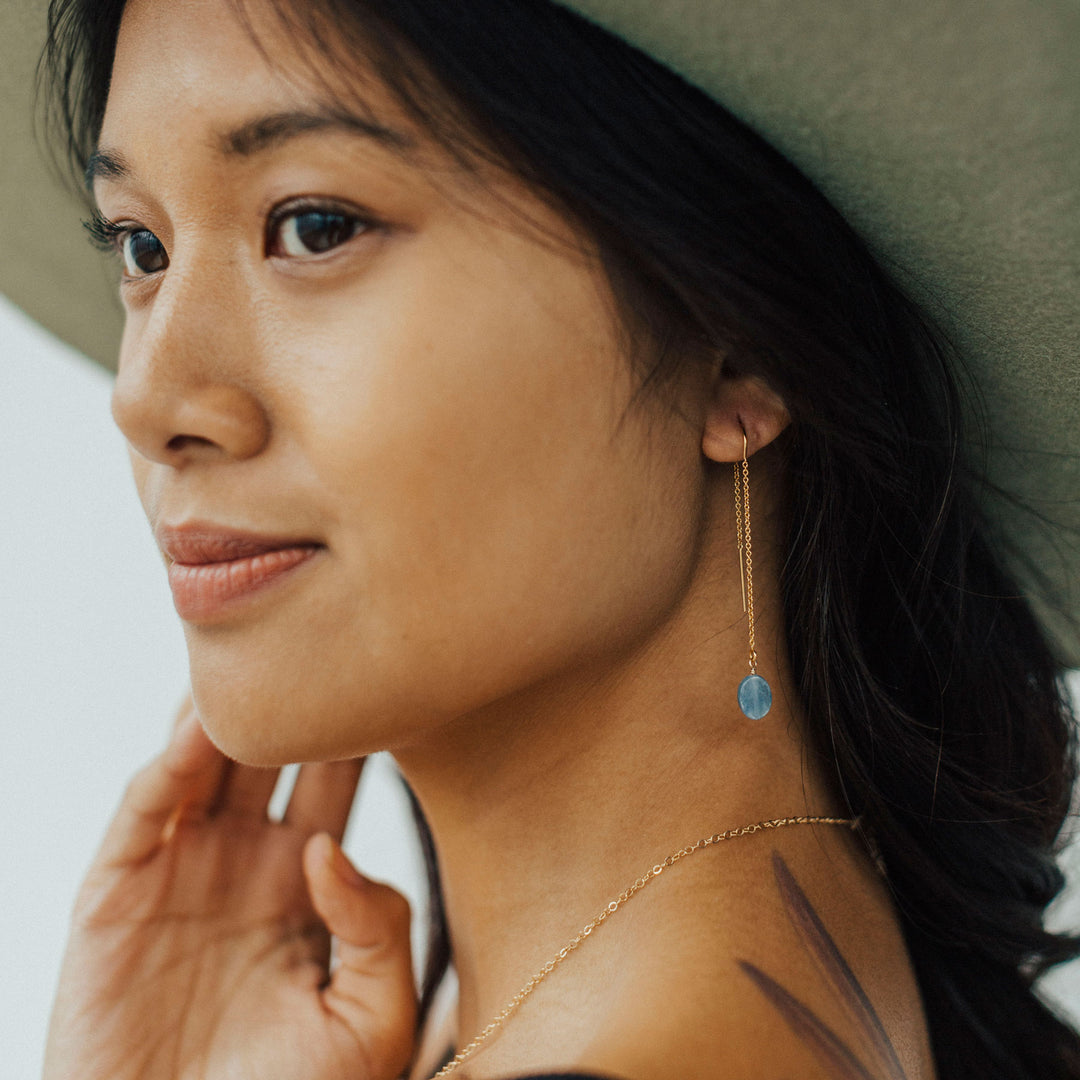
left=393, top=543, right=842, bottom=1056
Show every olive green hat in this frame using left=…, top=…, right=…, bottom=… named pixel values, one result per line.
left=2, top=1, right=1078, bottom=663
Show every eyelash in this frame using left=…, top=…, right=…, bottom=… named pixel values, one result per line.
left=83, top=200, right=377, bottom=271
left=84, top=209, right=128, bottom=255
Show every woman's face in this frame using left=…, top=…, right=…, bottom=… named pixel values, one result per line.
left=96, top=0, right=709, bottom=765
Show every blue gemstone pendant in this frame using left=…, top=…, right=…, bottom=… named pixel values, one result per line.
left=738, top=674, right=772, bottom=720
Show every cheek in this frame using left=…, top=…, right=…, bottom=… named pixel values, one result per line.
left=191, top=225, right=707, bottom=763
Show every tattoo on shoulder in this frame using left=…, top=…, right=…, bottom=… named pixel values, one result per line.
left=737, top=852, right=909, bottom=1080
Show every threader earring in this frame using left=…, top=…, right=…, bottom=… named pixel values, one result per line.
left=734, top=430, right=772, bottom=719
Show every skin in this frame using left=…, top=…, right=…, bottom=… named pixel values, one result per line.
left=44, top=1, right=939, bottom=1078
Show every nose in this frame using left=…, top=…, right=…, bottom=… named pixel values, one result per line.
left=111, top=273, right=270, bottom=466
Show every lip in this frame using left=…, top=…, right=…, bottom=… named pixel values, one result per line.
left=158, top=523, right=324, bottom=623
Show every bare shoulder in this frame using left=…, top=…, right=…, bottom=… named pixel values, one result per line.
left=575, top=840, right=937, bottom=1080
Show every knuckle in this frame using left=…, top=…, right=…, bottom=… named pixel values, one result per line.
left=121, top=761, right=157, bottom=807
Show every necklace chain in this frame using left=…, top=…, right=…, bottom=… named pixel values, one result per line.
left=432, top=814, right=859, bottom=1078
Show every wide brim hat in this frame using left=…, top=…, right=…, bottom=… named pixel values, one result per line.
left=2, top=1, right=1078, bottom=665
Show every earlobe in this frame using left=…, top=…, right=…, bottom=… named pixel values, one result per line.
left=701, top=372, right=791, bottom=463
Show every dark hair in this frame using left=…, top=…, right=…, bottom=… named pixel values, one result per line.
left=44, top=1, right=1080, bottom=1076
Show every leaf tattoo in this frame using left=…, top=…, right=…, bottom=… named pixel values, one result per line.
left=738, top=852, right=909, bottom=1080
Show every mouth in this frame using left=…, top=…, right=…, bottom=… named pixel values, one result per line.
left=157, top=523, right=324, bottom=623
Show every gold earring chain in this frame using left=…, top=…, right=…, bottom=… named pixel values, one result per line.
left=740, top=449, right=757, bottom=675
left=733, top=457, right=747, bottom=615
left=432, top=815, right=859, bottom=1077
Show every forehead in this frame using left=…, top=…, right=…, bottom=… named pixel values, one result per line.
left=100, top=0, right=416, bottom=160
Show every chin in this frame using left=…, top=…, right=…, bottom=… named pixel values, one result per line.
left=193, top=691, right=303, bottom=766
left=189, top=672, right=338, bottom=766
left=186, top=658, right=435, bottom=767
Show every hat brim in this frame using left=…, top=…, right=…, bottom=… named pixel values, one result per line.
left=1, top=3, right=124, bottom=370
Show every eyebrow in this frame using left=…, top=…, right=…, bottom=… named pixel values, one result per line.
left=85, top=106, right=416, bottom=191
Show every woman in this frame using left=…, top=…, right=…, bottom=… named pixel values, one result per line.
left=23, top=0, right=1080, bottom=1077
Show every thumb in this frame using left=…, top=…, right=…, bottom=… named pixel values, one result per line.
left=304, top=833, right=417, bottom=1079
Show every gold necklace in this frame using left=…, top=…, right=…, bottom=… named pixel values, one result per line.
left=433, top=814, right=859, bottom=1078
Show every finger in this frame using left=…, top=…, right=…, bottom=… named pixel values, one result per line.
left=97, top=712, right=227, bottom=867
left=217, top=760, right=281, bottom=816
left=304, top=834, right=416, bottom=1079
left=283, top=757, right=365, bottom=841
left=170, top=691, right=196, bottom=734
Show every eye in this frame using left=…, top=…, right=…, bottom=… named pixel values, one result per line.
left=84, top=212, right=169, bottom=279
left=267, top=202, right=370, bottom=258
left=120, top=229, right=169, bottom=278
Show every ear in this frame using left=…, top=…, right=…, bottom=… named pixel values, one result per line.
left=701, top=368, right=791, bottom=463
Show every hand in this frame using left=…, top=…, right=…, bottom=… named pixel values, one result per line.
left=43, top=699, right=417, bottom=1080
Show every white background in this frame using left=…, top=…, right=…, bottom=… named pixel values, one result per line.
left=2, top=294, right=1078, bottom=1078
